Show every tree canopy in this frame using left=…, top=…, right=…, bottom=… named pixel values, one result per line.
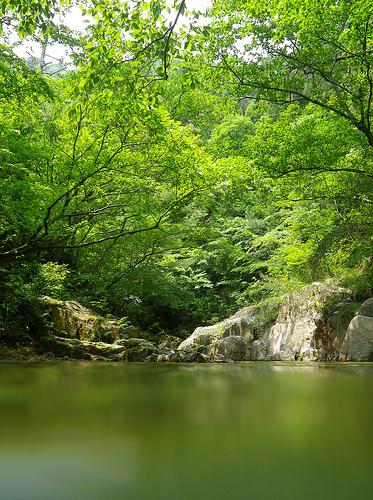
left=0, top=0, right=372, bottom=340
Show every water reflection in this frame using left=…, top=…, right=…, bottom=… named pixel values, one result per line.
left=0, top=362, right=373, bottom=499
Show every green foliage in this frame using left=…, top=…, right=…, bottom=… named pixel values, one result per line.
left=208, top=115, right=254, bottom=157
left=0, top=0, right=372, bottom=343
left=33, top=262, right=70, bottom=298
left=0, top=262, right=68, bottom=342
left=0, top=1, right=68, bottom=37
left=208, top=0, right=373, bottom=145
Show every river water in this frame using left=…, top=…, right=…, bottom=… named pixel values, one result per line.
left=0, top=361, right=372, bottom=499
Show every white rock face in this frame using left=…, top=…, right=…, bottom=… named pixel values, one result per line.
left=261, top=284, right=349, bottom=361
left=264, top=313, right=319, bottom=361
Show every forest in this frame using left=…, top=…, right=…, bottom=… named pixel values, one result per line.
left=2, top=3, right=373, bottom=499
left=0, top=0, right=372, bottom=347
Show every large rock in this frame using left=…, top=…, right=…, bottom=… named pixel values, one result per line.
left=177, top=306, right=259, bottom=351
left=339, top=299, right=373, bottom=361
left=207, top=336, right=252, bottom=361
left=41, top=297, right=123, bottom=342
left=250, top=339, right=268, bottom=360
left=315, top=301, right=356, bottom=360
left=264, top=314, right=319, bottom=361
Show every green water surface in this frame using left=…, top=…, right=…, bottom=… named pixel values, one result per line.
left=0, top=361, right=372, bottom=499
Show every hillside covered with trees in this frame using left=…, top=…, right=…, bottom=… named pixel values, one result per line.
left=0, top=0, right=372, bottom=346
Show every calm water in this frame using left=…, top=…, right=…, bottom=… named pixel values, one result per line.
left=0, top=361, right=372, bottom=500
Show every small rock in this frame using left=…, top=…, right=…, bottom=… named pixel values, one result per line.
left=114, top=338, right=159, bottom=361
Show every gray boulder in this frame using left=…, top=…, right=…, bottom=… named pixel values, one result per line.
left=177, top=306, right=259, bottom=351
left=250, top=339, right=267, bottom=360
left=339, top=299, right=373, bottom=361
left=207, top=336, right=252, bottom=361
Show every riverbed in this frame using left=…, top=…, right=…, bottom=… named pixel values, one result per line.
left=0, top=362, right=372, bottom=499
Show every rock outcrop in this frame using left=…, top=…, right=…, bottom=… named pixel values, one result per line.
left=38, top=296, right=162, bottom=361
left=177, top=284, right=368, bottom=362
left=339, top=299, right=373, bottom=361
left=41, top=297, right=124, bottom=343
left=38, top=289, right=373, bottom=363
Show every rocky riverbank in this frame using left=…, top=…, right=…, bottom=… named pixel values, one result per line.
left=175, top=283, right=373, bottom=362
left=1, top=284, right=372, bottom=362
